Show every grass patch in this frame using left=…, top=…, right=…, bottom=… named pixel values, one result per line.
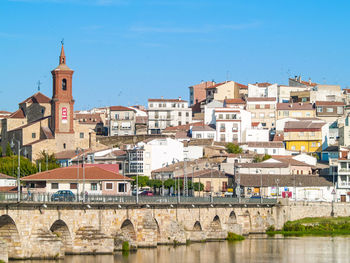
left=226, top=232, right=245, bottom=241
left=267, top=217, right=350, bottom=236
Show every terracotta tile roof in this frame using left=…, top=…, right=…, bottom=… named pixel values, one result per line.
left=236, top=82, right=248, bottom=89
left=21, top=166, right=132, bottom=181
left=205, top=82, right=226, bottom=90
left=42, top=127, right=54, bottom=139
left=224, top=98, right=246, bottom=104
left=284, top=121, right=325, bottom=131
left=269, top=157, right=313, bottom=167
left=273, top=132, right=284, bottom=141
left=177, top=169, right=229, bottom=179
left=110, top=106, right=135, bottom=111
left=277, top=103, right=314, bottom=110
left=71, top=164, right=120, bottom=174
left=0, top=111, right=11, bottom=115
left=19, top=92, right=51, bottom=104
left=251, top=82, right=272, bottom=87
left=236, top=174, right=332, bottom=187
left=252, top=122, right=260, bottom=127
left=163, top=122, right=204, bottom=132
left=148, top=98, right=187, bottom=103
left=0, top=173, right=16, bottom=180
left=246, top=97, right=276, bottom=102
left=55, top=150, right=79, bottom=160
left=9, top=108, right=25, bottom=119
left=152, top=159, right=206, bottom=173
left=245, top=141, right=284, bottom=148
left=315, top=101, right=345, bottom=106
left=192, top=125, right=216, bottom=132
left=175, top=131, right=189, bottom=139
left=238, top=162, right=289, bottom=168
left=0, top=186, right=17, bottom=193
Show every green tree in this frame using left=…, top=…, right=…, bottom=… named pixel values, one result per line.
left=254, top=154, right=272, bottom=163
left=130, top=175, right=149, bottom=188
left=262, top=154, right=272, bottom=161
left=193, top=182, right=204, bottom=191
left=226, top=143, right=243, bottom=154
left=36, top=151, right=60, bottom=171
left=147, top=179, right=162, bottom=194
left=6, top=142, right=13, bottom=157
left=0, top=156, right=37, bottom=177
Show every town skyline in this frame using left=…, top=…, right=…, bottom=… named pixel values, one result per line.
left=2, top=0, right=350, bottom=111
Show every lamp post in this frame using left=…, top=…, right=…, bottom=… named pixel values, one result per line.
left=259, top=169, right=263, bottom=204
left=75, top=149, right=80, bottom=202
left=235, top=164, right=241, bottom=202
left=11, top=139, right=27, bottom=202
left=76, top=148, right=86, bottom=202
left=275, top=179, right=280, bottom=199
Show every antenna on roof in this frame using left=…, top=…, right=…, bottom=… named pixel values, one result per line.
left=37, top=80, right=42, bottom=91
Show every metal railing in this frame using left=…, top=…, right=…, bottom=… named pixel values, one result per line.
left=0, top=192, right=278, bottom=205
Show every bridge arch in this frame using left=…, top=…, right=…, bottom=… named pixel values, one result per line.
left=0, top=214, right=22, bottom=259
left=210, top=215, right=222, bottom=231
left=193, top=221, right=202, bottom=231
left=50, top=219, right=72, bottom=253
left=228, top=211, right=237, bottom=224
left=121, top=219, right=136, bottom=241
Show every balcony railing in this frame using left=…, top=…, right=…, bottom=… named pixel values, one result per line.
left=220, top=128, right=226, bottom=132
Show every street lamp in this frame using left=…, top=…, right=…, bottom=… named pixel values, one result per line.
left=10, top=139, right=27, bottom=202
left=76, top=148, right=86, bottom=202
left=161, top=162, right=169, bottom=196
left=235, top=164, right=241, bottom=202
left=191, top=164, right=199, bottom=197
left=275, top=178, right=280, bottom=199
left=258, top=169, right=263, bottom=204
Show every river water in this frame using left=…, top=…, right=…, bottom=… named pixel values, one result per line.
left=10, top=235, right=350, bottom=263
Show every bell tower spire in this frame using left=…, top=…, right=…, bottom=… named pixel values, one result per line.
left=59, top=39, right=66, bottom=64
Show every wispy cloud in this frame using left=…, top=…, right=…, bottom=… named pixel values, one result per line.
left=130, top=22, right=261, bottom=34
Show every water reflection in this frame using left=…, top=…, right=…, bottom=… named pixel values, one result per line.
left=10, top=235, right=350, bottom=263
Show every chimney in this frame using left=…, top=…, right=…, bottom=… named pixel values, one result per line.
left=178, top=96, right=182, bottom=101
left=295, top=76, right=298, bottom=81
left=298, top=75, right=301, bottom=82
left=308, top=78, right=312, bottom=85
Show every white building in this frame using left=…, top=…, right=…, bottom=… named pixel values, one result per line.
left=214, top=108, right=251, bottom=142
left=241, top=141, right=286, bottom=155
left=191, top=125, right=216, bottom=140
left=183, top=145, right=203, bottom=160
left=204, top=100, right=223, bottom=125
left=245, top=128, right=269, bottom=142
left=248, top=82, right=277, bottom=98
left=141, top=138, right=184, bottom=177
left=147, top=98, right=192, bottom=134
left=0, top=174, right=16, bottom=187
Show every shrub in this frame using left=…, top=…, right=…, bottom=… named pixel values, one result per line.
left=266, top=225, right=275, bottom=232
left=122, top=241, right=130, bottom=252
left=227, top=232, right=245, bottom=241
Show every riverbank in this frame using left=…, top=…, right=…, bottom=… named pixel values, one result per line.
left=267, top=216, right=350, bottom=236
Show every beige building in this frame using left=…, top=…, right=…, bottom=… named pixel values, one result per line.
left=206, top=81, right=246, bottom=103
left=276, top=103, right=315, bottom=120
left=109, top=106, right=136, bottom=136
left=246, top=97, right=277, bottom=130
left=1, top=45, right=97, bottom=161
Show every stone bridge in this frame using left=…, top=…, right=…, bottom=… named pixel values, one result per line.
left=1, top=200, right=349, bottom=261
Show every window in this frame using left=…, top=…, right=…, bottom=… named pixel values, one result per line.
left=118, top=183, right=126, bottom=193
left=301, top=145, right=305, bottom=151
left=80, top=132, right=84, bottom=139
left=163, top=103, right=166, bottom=107
left=259, top=113, right=265, bottom=118
left=260, top=104, right=265, bottom=109
left=91, top=183, right=98, bottom=191
left=291, top=145, right=296, bottom=150
left=196, top=133, right=202, bottom=139
left=178, top=121, right=181, bottom=126
left=114, top=114, right=119, bottom=120
left=178, top=112, right=182, bottom=117
left=337, top=107, right=344, bottom=114
left=63, top=143, right=66, bottom=149
left=326, top=108, right=334, bottom=113
left=283, top=111, right=289, bottom=117
left=218, top=114, right=223, bottom=120
left=51, top=183, right=59, bottom=189
left=299, top=132, right=304, bottom=136
left=105, top=182, right=113, bottom=190
left=32, top=132, right=36, bottom=139
left=269, top=113, right=275, bottom=118
left=273, top=149, right=276, bottom=154
left=311, top=142, right=316, bottom=147
left=70, top=183, right=77, bottom=189
left=317, top=107, right=323, bottom=113
left=208, top=133, right=214, bottom=139
left=306, top=112, right=311, bottom=117
left=251, top=113, right=256, bottom=118
left=186, top=112, right=189, bottom=117
left=62, top=79, right=67, bottom=90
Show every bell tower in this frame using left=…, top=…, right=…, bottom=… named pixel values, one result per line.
left=51, top=43, right=75, bottom=135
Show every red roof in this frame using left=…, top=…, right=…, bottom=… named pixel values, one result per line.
left=9, top=108, right=25, bottom=119
left=251, top=82, right=272, bottom=87
left=236, top=82, right=248, bottom=89
left=247, top=97, right=276, bottom=102
left=315, top=101, right=345, bottom=106
left=148, top=98, right=187, bottom=103
left=205, top=82, right=226, bottom=90
left=71, top=164, right=120, bottom=174
left=164, top=122, right=204, bottom=132
left=252, top=122, right=260, bottom=127
left=21, top=166, right=132, bottom=181
left=110, top=106, right=135, bottom=111
left=19, top=92, right=51, bottom=104
left=277, top=103, right=314, bottom=110
left=224, top=98, right=246, bottom=104
left=0, top=186, right=17, bottom=193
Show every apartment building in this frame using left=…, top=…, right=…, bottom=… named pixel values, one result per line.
left=214, top=108, right=251, bottom=143
left=205, top=81, right=246, bottom=103
left=315, top=101, right=345, bottom=123
left=189, top=81, right=215, bottom=106
left=247, top=82, right=277, bottom=98
left=246, top=97, right=277, bottom=130
left=147, top=98, right=192, bottom=134
left=284, top=120, right=328, bottom=153
left=276, top=103, right=315, bottom=120
left=109, top=106, right=136, bottom=136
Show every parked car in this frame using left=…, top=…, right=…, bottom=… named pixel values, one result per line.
left=51, top=190, right=75, bottom=202
left=250, top=195, right=262, bottom=199
left=140, top=190, right=154, bottom=196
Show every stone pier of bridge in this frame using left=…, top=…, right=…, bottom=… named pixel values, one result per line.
left=1, top=200, right=349, bottom=261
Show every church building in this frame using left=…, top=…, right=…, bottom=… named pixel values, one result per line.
left=1, top=44, right=97, bottom=161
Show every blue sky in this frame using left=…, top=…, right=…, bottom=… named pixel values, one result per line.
left=1, top=0, right=349, bottom=111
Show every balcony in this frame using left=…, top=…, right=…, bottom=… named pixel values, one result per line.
left=232, top=128, right=238, bottom=132
left=220, top=128, right=226, bottom=132
left=339, top=168, right=350, bottom=173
